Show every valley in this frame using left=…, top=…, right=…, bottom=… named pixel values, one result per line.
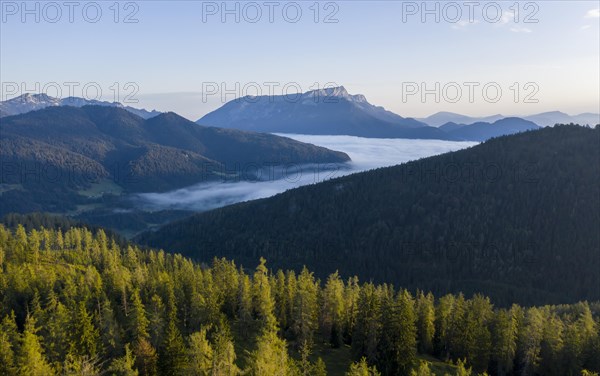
left=2, top=2, right=599, bottom=373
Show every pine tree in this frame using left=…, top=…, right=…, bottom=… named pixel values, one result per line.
left=447, top=293, right=467, bottom=360
left=465, top=295, right=493, bottom=373
left=148, top=294, right=166, bottom=349
left=158, top=313, right=187, bottom=375
left=491, top=306, right=519, bottom=376
left=134, top=338, right=157, bottom=376
left=379, top=288, right=417, bottom=375
left=72, top=300, right=99, bottom=358
left=237, top=270, right=253, bottom=338
left=99, top=298, right=123, bottom=360
left=291, top=267, right=319, bottom=348
left=410, top=361, right=435, bottom=376
left=248, top=327, right=291, bottom=376
left=537, top=309, right=563, bottom=376
left=211, top=323, right=239, bottom=376
left=454, top=359, right=472, bottom=376
left=415, top=291, right=435, bottom=355
left=0, top=313, right=18, bottom=376
left=185, top=328, right=213, bottom=375
left=434, top=294, right=455, bottom=358
left=346, top=357, right=381, bottom=376
left=312, top=358, right=327, bottom=376
left=352, top=283, right=381, bottom=364
left=212, top=258, right=239, bottom=318
left=252, top=257, right=277, bottom=330
left=321, top=271, right=346, bottom=347
left=16, top=314, right=54, bottom=376
left=517, top=307, right=544, bottom=375
left=344, top=276, right=361, bottom=343
left=273, top=269, right=289, bottom=331
left=45, top=297, right=72, bottom=364
left=108, top=343, right=138, bottom=376
left=129, top=288, right=150, bottom=342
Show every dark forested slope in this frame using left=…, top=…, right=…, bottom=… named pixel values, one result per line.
left=138, top=125, right=600, bottom=306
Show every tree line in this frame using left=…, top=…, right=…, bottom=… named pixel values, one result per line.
left=1, top=225, right=599, bottom=375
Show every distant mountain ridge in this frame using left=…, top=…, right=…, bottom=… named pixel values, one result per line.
left=0, top=93, right=162, bottom=119
left=440, top=117, right=540, bottom=142
left=418, top=112, right=505, bottom=127
left=198, top=86, right=594, bottom=141
left=420, top=110, right=600, bottom=128
left=198, top=86, right=455, bottom=140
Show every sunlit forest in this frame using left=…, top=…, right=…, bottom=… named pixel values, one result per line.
left=1, top=224, right=599, bottom=375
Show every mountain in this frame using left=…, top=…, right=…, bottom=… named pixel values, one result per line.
left=438, top=121, right=464, bottom=132
left=0, top=105, right=350, bottom=215
left=137, top=125, right=600, bottom=306
left=441, top=117, right=540, bottom=141
left=419, top=112, right=505, bottom=127
left=522, top=111, right=600, bottom=127
left=198, top=86, right=455, bottom=140
left=421, top=110, right=600, bottom=128
left=0, top=93, right=162, bottom=119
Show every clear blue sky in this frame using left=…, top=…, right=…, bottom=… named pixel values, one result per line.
left=1, top=1, right=599, bottom=119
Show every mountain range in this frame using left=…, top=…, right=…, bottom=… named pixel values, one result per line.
left=197, top=86, right=454, bottom=140
left=4, top=91, right=597, bottom=142
left=137, top=125, right=600, bottom=306
left=198, top=86, right=589, bottom=141
left=439, top=117, right=540, bottom=142
left=0, top=105, right=349, bottom=215
left=420, top=110, right=600, bottom=128
left=0, top=93, right=162, bottom=119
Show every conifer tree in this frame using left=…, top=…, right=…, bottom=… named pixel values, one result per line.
left=491, top=306, right=519, bottom=376
left=129, top=288, right=150, bottom=342
left=415, top=291, right=435, bottom=355
left=292, top=266, right=319, bottom=348
left=72, top=300, right=99, bottom=358
left=321, top=271, right=345, bottom=347
left=410, top=361, right=435, bottom=376
left=16, top=314, right=54, bottom=376
left=108, top=343, right=138, bottom=376
left=0, top=313, right=18, bottom=376
left=248, top=326, right=291, bottom=376
left=517, top=307, right=544, bottom=375
left=158, top=288, right=187, bottom=376
left=211, top=323, right=239, bottom=376
left=346, top=357, right=381, bottom=376
left=185, top=328, right=213, bottom=375
left=252, top=257, right=277, bottom=330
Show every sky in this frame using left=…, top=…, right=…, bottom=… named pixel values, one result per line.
left=1, top=0, right=599, bottom=120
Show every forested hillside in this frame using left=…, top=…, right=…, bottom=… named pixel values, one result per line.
left=1, top=225, right=599, bottom=375
left=138, top=125, right=600, bottom=306
left=0, top=106, right=349, bottom=215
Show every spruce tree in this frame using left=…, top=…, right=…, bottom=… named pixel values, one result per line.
left=16, top=315, right=54, bottom=376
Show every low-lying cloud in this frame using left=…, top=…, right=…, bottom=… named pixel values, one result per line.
left=134, top=135, right=477, bottom=212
